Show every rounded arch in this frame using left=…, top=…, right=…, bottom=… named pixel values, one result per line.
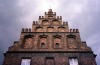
left=36, top=26, right=44, bottom=32
left=38, top=35, right=48, bottom=48
left=42, top=19, right=50, bottom=25
left=52, top=19, right=58, bottom=21
left=58, top=27, right=65, bottom=32
left=42, top=19, right=49, bottom=22
left=53, top=35, right=63, bottom=48
left=52, top=19, right=60, bottom=25
left=47, top=26, right=54, bottom=32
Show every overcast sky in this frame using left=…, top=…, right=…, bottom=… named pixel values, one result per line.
left=0, top=0, right=100, bottom=65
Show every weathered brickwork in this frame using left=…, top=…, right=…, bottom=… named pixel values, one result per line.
left=3, top=9, right=97, bottom=65
left=3, top=52, right=96, bottom=65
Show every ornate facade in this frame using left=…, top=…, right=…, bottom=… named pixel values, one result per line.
left=3, top=9, right=97, bottom=65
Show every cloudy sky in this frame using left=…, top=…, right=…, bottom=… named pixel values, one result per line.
left=0, top=0, right=100, bottom=65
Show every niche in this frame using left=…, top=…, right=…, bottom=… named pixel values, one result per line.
left=42, top=20, right=50, bottom=25
left=36, top=26, right=44, bottom=32
left=38, top=35, right=48, bottom=48
left=52, top=19, right=60, bottom=25
left=66, top=34, right=77, bottom=49
left=53, top=35, right=62, bottom=48
left=24, top=38, right=33, bottom=49
left=47, top=26, right=54, bottom=32
left=58, top=27, right=65, bottom=32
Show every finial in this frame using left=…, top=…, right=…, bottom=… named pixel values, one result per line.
left=49, top=9, right=52, bottom=12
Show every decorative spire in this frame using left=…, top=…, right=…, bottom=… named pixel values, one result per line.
left=48, top=9, right=52, bottom=12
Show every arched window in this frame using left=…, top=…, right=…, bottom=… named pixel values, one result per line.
left=55, top=43, right=59, bottom=48
left=41, top=43, right=45, bottom=48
